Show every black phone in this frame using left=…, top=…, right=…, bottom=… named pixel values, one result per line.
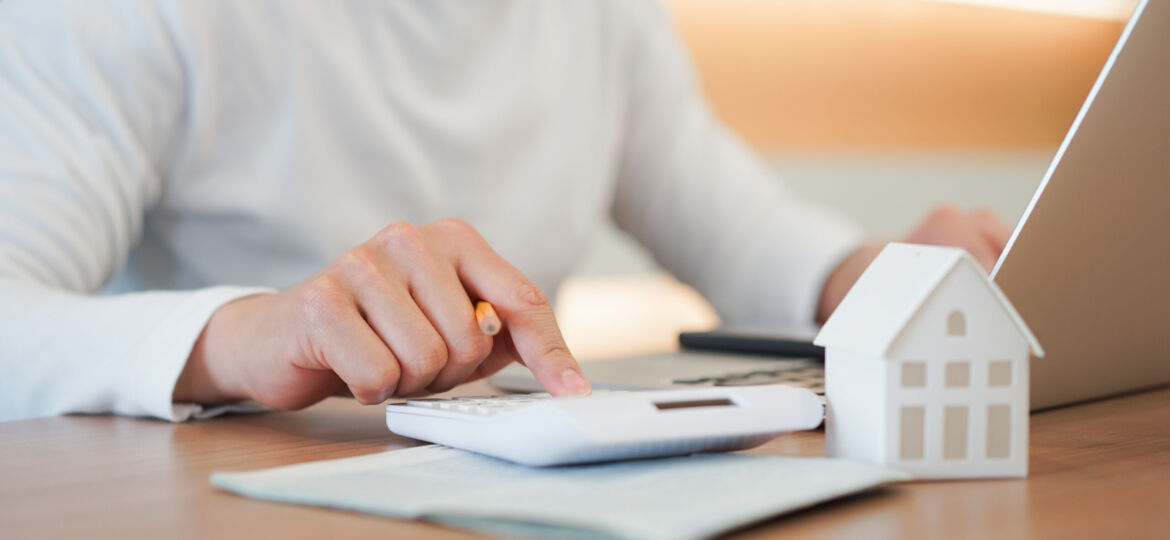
left=678, top=330, right=824, bottom=360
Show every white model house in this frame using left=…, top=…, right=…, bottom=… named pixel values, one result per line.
left=814, top=243, right=1044, bottom=479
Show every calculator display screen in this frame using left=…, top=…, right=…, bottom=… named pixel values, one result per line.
left=652, top=398, right=736, bottom=411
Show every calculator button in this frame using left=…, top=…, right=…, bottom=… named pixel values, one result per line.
left=404, top=399, right=443, bottom=408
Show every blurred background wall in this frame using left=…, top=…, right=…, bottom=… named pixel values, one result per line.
left=559, top=0, right=1131, bottom=358
left=673, top=0, right=1125, bottom=150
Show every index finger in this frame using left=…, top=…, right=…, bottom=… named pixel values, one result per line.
left=440, top=228, right=591, bottom=396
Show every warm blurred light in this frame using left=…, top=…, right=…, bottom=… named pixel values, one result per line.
left=555, top=274, right=719, bottom=361
left=936, top=0, right=1139, bottom=20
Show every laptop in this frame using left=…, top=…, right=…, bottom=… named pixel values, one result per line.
left=491, top=0, right=1170, bottom=410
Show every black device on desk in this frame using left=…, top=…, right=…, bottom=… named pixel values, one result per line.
left=678, top=330, right=824, bottom=360
left=490, top=329, right=826, bottom=394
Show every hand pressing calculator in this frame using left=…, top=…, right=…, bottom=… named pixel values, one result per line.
left=385, top=385, right=823, bottom=466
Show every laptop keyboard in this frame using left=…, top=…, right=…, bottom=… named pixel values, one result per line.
left=670, top=367, right=824, bottom=394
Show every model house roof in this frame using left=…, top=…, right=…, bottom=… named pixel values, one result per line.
left=814, top=243, right=1043, bottom=357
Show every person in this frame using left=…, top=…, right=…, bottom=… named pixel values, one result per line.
left=0, top=1, right=1010, bottom=423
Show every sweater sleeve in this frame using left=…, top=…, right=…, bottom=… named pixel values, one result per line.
left=611, top=2, right=865, bottom=334
left=0, top=0, right=271, bottom=422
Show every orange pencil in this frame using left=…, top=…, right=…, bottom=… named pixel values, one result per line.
left=475, top=301, right=501, bottom=336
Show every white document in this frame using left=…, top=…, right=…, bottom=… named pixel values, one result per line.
left=211, top=445, right=906, bottom=540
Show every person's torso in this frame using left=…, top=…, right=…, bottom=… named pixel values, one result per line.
left=105, top=0, right=637, bottom=296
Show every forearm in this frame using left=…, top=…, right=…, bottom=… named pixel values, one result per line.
left=173, top=295, right=270, bottom=406
left=816, top=243, right=884, bottom=324
left=814, top=205, right=1016, bottom=324
left=0, top=279, right=271, bottom=422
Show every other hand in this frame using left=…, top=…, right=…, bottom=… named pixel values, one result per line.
left=174, top=219, right=591, bottom=410
left=901, top=204, right=1012, bottom=271
left=818, top=205, right=1013, bottom=323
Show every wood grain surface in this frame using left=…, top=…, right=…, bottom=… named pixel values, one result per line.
left=2, top=381, right=1168, bottom=539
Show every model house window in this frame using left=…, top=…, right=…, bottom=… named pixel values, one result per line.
left=899, top=405, right=925, bottom=460
left=989, top=360, right=1013, bottom=387
left=945, top=361, right=970, bottom=388
left=943, top=405, right=969, bottom=459
left=901, top=361, right=926, bottom=388
left=986, top=404, right=1012, bottom=458
left=947, top=310, right=966, bottom=336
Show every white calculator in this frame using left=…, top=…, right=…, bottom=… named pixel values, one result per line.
left=385, top=385, right=824, bottom=466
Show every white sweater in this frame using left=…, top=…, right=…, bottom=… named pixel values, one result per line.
left=0, top=0, right=862, bottom=422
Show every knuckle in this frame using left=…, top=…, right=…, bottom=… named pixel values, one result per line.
left=402, top=340, right=448, bottom=377
left=352, top=362, right=400, bottom=404
left=297, top=278, right=349, bottom=326
left=379, top=220, right=416, bottom=238
left=351, top=387, right=384, bottom=405
left=335, top=247, right=379, bottom=280
left=538, top=343, right=574, bottom=365
left=433, top=217, right=480, bottom=240
left=349, top=385, right=379, bottom=404
left=512, top=281, right=549, bottom=307
left=930, top=203, right=962, bottom=222
left=449, top=334, right=493, bottom=367
left=423, top=342, right=449, bottom=371
left=375, top=221, right=427, bottom=255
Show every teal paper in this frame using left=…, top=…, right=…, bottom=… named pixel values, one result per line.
left=211, top=445, right=906, bottom=540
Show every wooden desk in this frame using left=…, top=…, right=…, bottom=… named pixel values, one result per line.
left=3, top=383, right=1169, bottom=539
